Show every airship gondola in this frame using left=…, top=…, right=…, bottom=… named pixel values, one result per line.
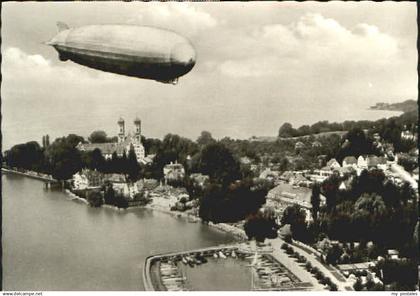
left=47, top=22, right=196, bottom=84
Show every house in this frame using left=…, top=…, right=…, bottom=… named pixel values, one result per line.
left=123, top=183, right=140, bottom=199
left=240, top=156, right=252, bottom=165
left=279, top=171, right=294, bottom=183
left=307, top=167, right=333, bottom=183
left=336, top=166, right=354, bottom=177
left=72, top=169, right=104, bottom=190
left=357, top=156, right=367, bottom=168
left=190, top=173, right=209, bottom=187
left=377, top=156, right=388, bottom=171
left=327, top=158, right=341, bottom=169
left=163, top=161, right=185, bottom=183
left=293, top=174, right=310, bottom=186
left=366, top=155, right=379, bottom=168
left=295, top=141, right=305, bottom=150
left=387, top=249, right=400, bottom=260
left=342, top=156, right=357, bottom=168
left=259, top=169, right=279, bottom=181
left=312, top=141, right=322, bottom=148
left=339, top=181, right=347, bottom=190
left=142, top=179, right=159, bottom=190
left=143, top=154, right=156, bottom=165
left=401, top=130, right=415, bottom=140
left=104, top=173, right=126, bottom=184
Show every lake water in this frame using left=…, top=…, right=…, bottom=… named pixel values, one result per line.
left=2, top=174, right=238, bottom=291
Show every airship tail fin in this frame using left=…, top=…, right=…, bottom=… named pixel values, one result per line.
left=57, top=22, right=69, bottom=32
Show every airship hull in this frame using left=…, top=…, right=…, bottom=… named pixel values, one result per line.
left=48, top=25, right=196, bottom=83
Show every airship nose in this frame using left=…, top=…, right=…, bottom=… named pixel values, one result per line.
left=171, top=42, right=196, bottom=68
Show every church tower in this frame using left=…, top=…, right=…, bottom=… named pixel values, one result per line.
left=118, top=117, right=125, bottom=143
left=134, top=117, right=141, bottom=143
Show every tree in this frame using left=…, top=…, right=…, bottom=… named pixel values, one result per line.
left=198, top=142, right=241, bottom=186
left=88, top=130, right=108, bottom=143
left=197, top=131, right=216, bottom=147
left=278, top=123, right=297, bottom=138
left=63, top=134, right=86, bottom=147
left=148, top=133, right=198, bottom=179
left=126, top=145, right=141, bottom=182
left=48, top=144, right=83, bottom=180
left=376, top=259, right=418, bottom=290
left=5, top=141, right=45, bottom=172
left=82, top=148, right=106, bottom=171
left=244, top=211, right=279, bottom=243
left=321, top=175, right=341, bottom=211
left=86, top=191, right=103, bottom=207
left=311, top=183, right=321, bottom=221
left=353, top=278, right=363, bottom=291
left=198, top=179, right=268, bottom=223
left=336, top=128, right=377, bottom=162
left=103, top=182, right=116, bottom=205
left=281, top=204, right=308, bottom=242
left=325, top=244, right=343, bottom=265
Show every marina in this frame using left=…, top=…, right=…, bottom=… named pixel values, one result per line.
left=144, top=243, right=313, bottom=291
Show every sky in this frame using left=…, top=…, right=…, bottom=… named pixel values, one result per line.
left=1, top=2, right=417, bottom=150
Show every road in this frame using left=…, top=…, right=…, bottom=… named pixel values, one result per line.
left=268, top=238, right=354, bottom=291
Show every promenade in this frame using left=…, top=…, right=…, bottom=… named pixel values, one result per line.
left=269, top=238, right=354, bottom=291
left=2, top=167, right=56, bottom=182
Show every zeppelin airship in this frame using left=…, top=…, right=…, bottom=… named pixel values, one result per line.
left=47, top=22, right=196, bottom=84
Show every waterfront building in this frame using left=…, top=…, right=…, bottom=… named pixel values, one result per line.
left=163, top=161, right=185, bottom=183
left=77, top=117, right=146, bottom=164
left=104, top=173, right=126, bottom=184
left=72, top=169, right=104, bottom=189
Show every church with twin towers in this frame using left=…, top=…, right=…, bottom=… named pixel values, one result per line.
left=77, top=117, right=146, bottom=164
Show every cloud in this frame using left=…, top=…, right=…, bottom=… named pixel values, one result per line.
left=126, top=3, right=217, bottom=37
left=1, top=46, right=129, bottom=92
left=215, top=13, right=401, bottom=78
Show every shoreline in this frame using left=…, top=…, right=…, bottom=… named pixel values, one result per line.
left=62, top=184, right=247, bottom=240
left=2, top=167, right=57, bottom=182
left=143, top=203, right=247, bottom=240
